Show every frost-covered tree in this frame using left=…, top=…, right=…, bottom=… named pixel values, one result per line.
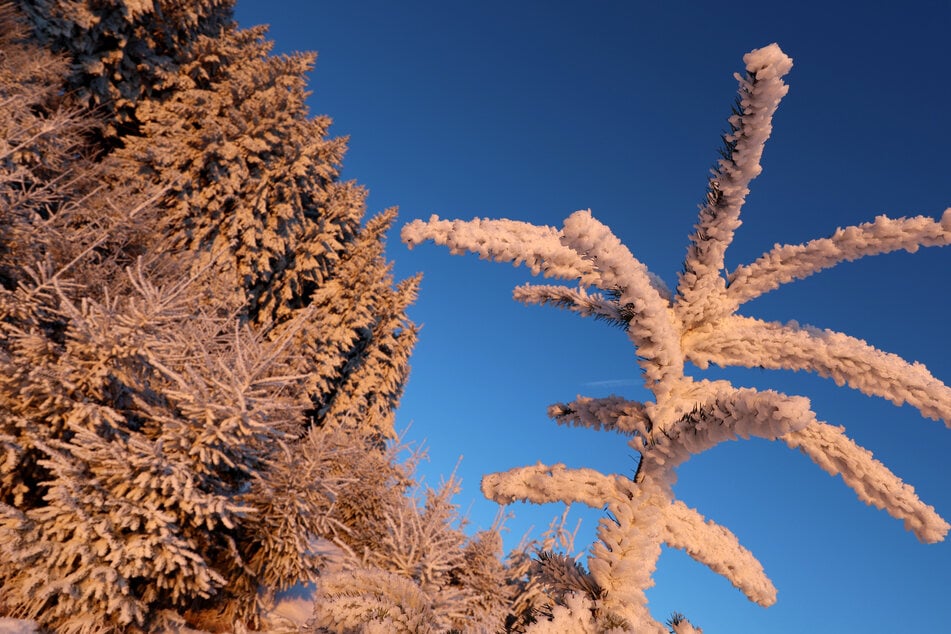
left=0, top=1, right=421, bottom=631
left=301, top=445, right=592, bottom=634
left=402, top=43, right=950, bottom=631
left=308, top=474, right=515, bottom=634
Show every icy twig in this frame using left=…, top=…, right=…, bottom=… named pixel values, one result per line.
left=547, top=395, right=650, bottom=439
left=684, top=315, right=951, bottom=425
left=727, top=210, right=951, bottom=308
left=784, top=422, right=950, bottom=543
left=677, top=43, right=793, bottom=327
left=661, top=500, right=777, bottom=606
left=402, top=215, right=598, bottom=285
left=481, top=464, right=624, bottom=509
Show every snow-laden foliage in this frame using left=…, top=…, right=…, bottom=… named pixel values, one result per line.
left=1, top=1, right=427, bottom=631
left=111, top=22, right=419, bottom=440
left=14, top=0, right=232, bottom=134
left=403, top=43, right=950, bottom=631
left=306, top=475, right=517, bottom=634
left=114, top=26, right=351, bottom=320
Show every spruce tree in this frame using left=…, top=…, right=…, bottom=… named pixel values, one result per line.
left=0, top=1, right=423, bottom=631
left=110, top=23, right=420, bottom=441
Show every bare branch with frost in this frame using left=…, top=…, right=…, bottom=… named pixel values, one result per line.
left=677, top=43, right=793, bottom=327
left=661, top=500, right=777, bottom=606
left=482, top=464, right=623, bottom=509
left=726, top=210, right=951, bottom=308
left=561, top=210, right=683, bottom=396
left=784, top=423, right=950, bottom=543
left=402, top=215, right=599, bottom=284
left=684, top=315, right=951, bottom=425
left=512, top=284, right=628, bottom=327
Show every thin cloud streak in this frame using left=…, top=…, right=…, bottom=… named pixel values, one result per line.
left=583, top=379, right=641, bottom=388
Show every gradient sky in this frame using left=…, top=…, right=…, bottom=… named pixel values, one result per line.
left=235, top=2, right=950, bottom=631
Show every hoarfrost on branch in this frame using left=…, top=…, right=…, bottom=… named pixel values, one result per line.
left=402, top=42, right=950, bottom=630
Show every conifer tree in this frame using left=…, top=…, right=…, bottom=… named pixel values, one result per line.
left=0, top=1, right=424, bottom=631
left=110, top=22, right=420, bottom=441
left=403, top=43, right=950, bottom=631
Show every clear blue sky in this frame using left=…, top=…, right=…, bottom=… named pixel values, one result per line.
left=235, top=2, right=949, bottom=631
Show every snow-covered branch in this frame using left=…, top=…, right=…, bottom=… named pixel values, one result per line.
left=586, top=478, right=669, bottom=633
left=726, top=210, right=951, bottom=308
left=559, top=211, right=671, bottom=310
left=661, top=500, right=777, bottom=606
left=684, top=315, right=951, bottom=425
left=547, top=395, right=650, bottom=439
left=642, top=387, right=817, bottom=481
left=783, top=422, right=950, bottom=543
left=401, top=215, right=599, bottom=285
left=311, top=567, right=438, bottom=633
left=481, top=464, right=623, bottom=508
left=512, top=284, right=627, bottom=327
left=676, top=43, right=793, bottom=328
left=561, top=210, right=683, bottom=396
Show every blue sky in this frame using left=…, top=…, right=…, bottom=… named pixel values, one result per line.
left=235, top=2, right=950, bottom=631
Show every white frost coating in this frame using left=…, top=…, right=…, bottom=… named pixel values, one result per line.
left=311, top=568, right=438, bottom=633
left=684, top=315, right=951, bottom=424
left=662, top=500, right=777, bottom=606
left=561, top=210, right=683, bottom=395
left=513, top=284, right=625, bottom=324
left=733, top=43, right=793, bottom=180
left=547, top=395, right=649, bottom=439
left=641, top=378, right=730, bottom=437
left=587, top=478, right=670, bottom=633
left=524, top=592, right=599, bottom=634
left=0, top=619, right=39, bottom=634
left=744, top=42, right=795, bottom=78
left=401, top=215, right=598, bottom=285
left=641, top=387, right=817, bottom=482
left=481, top=463, right=623, bottom=509
left=784, top=423, right=951, bottom=543
left=727, top=212, right=951, bottom=308
left=676, top=43, right=793, bottom=328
